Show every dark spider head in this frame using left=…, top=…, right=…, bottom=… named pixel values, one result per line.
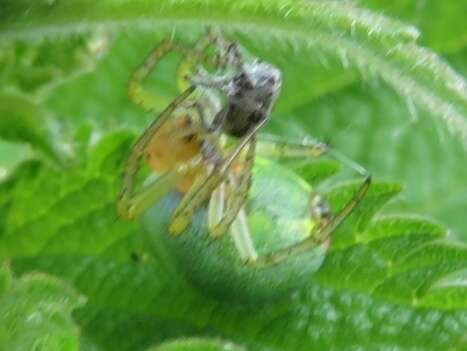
left=231, top=59, right=282, bottom=111
left=219, top=57, right=283, bottom=138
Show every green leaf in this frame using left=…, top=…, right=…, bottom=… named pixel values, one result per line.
left=148, top=338, right=245, bottom=351
left=0, top=141, right=32, bottom=180
left=0, top=131, right=465, bottom=350
left=0, top=92, right=61, bottom=163
left=1, top=1, right=467, bottom=350
left=1, top=0, right=466, bottom=148
left=0, top=34, right=107, bottom=95
left=0, top=262, right=84, bottom=351
left=360, top=0, right=467, bottom=53
left=0, top=262, right=12, bottom=295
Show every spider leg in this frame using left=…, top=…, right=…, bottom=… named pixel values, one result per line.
left=229, top=207, right=259, bottom=262
left=207, top=172, right=258, bottom=262
left=209, top=137, right=256, bottom=237
left=188, top=37, right=244, bottom=96
left=176, top=28, right=224, bottom=91
left=122, top=160, right=202, bottom=219
left=175, top=29, right=235, bottom=132
left=168, top=120, right=266, bottom=235
left=222, top=118, right=269, bottom=170
left=188, top=96, right=226, bottom=133
left=128, top=39, right=196, bottom=111
left=207, top=28, right=244, bottom=70
left=189, top=68, right=235, bottom=91
left=244, top=176, right=372, bottom=268
left=258, top=133, right=368, bottom=176
left=257, top=133, right=328, bottom=158
left=129, top=29, right=228, bottom=109
left=129, top=29, right=239, bottom=113
left=118, top=87, right=195, bottom=219
left=206, top=168, right=258, bottom=261
left=168, top=166, right=219, bottom=235
left=207, top=180, right=226, bottom=233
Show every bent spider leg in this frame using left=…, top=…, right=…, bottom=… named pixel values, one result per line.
left=244, top=176, right=372, bottom=268
left=176, top=29, right=224, bottom=91
left=118, top=87, right=195, bottom=219
left=168, top=120, right=266, bottom=235
left=209, top=137, right=256, bottom=237
left=124, top=160, right=202, bottom=219
left=128, top=38, right=195, bottom=111
left=168, top=166, right=220, bottom=235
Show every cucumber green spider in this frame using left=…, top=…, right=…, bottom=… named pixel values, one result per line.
left=117, top=29, right=371, bottom=267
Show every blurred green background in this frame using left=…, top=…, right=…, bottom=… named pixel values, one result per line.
left=1, top=1, right=467, bottom=350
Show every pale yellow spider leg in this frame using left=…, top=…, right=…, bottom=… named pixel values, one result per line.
left=214, top=149, right=259, bottom=261
left=257, top=133, right=370, bottom=177
left=222, top=119, right=269, bottom=170
left=169, top=119, right=267, bottom=234
left=256, top=133, right=328, bottom=158
left=129, top=32, right=221, bottom=111
left=124, top=161, right=202, bottom=219
left=245, top=176, right=372, bottom=268
left=128, top=39, right=192, bottom=111
left=209, top=137, right=256, bottom=237
left=206, top=150, right=259, bottom=261
left=168, top=165, right=220, bottom=235
left=207, top=181, right=225, bottom=234
left=176, top=29, right=223, bottom=91
left=118, top=87, right=195, bottom=219
left=229, top=207, right=259, bottom=262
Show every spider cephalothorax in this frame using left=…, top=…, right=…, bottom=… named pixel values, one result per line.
left=191, top=58, right=282, bottom=138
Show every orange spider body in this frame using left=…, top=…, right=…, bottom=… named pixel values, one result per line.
left=145, top=116, right=203, bottom=193
left=144, top=115, right=244, bottom=194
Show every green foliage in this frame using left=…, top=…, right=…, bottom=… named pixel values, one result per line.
left=148, top=338, right=245, bottom=351
left=0, top=0, right=466, bottom=350
left=0, top=92, right=61, bottom=163
left=0, top=263, right=84, bottom=351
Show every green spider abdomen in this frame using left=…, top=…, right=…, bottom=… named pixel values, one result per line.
left=142, top=158, right=329, bottom=304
